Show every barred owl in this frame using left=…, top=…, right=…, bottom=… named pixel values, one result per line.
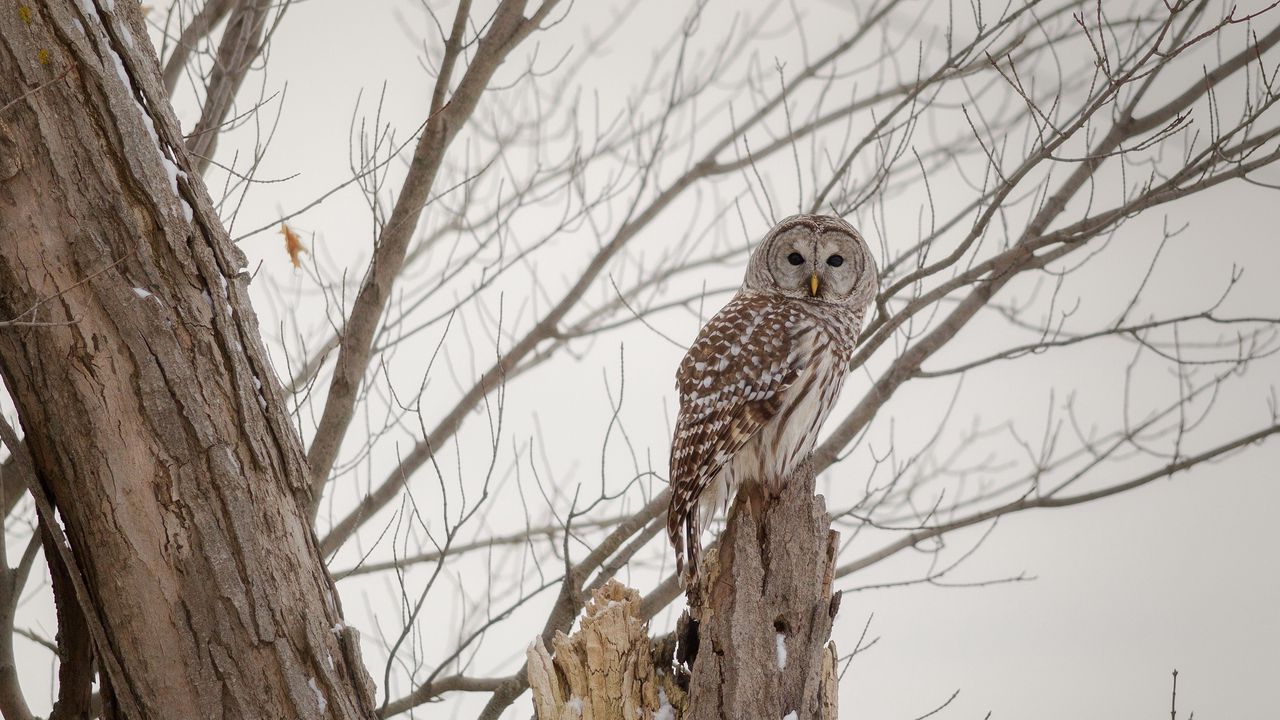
left=667, top=214, right=879, bottom=588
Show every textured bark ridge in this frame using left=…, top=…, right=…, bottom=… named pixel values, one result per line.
left=685, top=459, right=840, bottom=720
left=528, top=580, right=686, bottom=720
left=0, top=3, right=375, bottom=718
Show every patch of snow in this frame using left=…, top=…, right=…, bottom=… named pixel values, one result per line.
left=221, top=274, right=234, bottom=317
left=132, top=287, right=152, bottom=300
left=125, top=108, right=187, bottom=221
left=654, top=689, right=675, bottom=720
left=201, top=289, right=213, bottom=308
left=307, top=677, right=326, bottom=714
left=136, top=106, right=159, bottom=147
left=565, top=697, right=583, bottom=716
left=775, top=632, right=787, bottom=670
left=782, top=713, right=798, bottom=720
left=330, top=622, right=346, bottom=635
left=102, top=26, right=187, bottom=212
left=107, top=47, right=130, bottom=95
left=117, top=16, right=133, bottom=48
left=159, top=154, right=180, bottom=196
left=326, top=652, right=334, bottom=671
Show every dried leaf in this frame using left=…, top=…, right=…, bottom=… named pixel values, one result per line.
left=280, top=223, right=307, bottom=268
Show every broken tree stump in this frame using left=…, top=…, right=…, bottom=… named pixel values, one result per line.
left=528, top=580, right=686, bottom=719
left=684, top=458, right=841, bottom=720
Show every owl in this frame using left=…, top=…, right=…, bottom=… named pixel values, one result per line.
left=667, top=214, right=879, bottom=589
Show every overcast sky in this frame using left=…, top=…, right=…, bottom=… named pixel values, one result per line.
left=7, top=1, right=1280, bottom=719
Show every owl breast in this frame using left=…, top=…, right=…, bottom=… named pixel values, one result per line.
left=701, top=319, right=852, bottom=521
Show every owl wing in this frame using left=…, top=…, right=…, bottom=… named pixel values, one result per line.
left=667, top=294, right=812, bottom=579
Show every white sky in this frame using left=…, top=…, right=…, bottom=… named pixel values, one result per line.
left=7, top=1, right=1280, bottom=719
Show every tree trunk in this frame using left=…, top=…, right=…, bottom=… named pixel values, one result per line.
left=0, top=3, right=375, bottom=718
left=684, top=459, right=840, bottom=720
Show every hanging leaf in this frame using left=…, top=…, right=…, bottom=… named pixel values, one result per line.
left=280, top=223, right=308, bottom=269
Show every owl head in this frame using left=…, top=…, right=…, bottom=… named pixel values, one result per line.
left=744, top=214, right=879, bottom=308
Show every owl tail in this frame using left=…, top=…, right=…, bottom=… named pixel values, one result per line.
left=667, top=505, right=686, bottom=582
left=668, top=507, right=702, bottom=590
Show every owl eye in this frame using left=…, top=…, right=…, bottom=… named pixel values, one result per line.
left=786, top=252, right=805, bottom=266
left=826, top=254, right=844, bottom=267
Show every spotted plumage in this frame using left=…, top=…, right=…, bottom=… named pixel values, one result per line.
left=668, top=214, right=879, bottom=589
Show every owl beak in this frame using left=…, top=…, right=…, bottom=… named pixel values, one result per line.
left=809, top=273, right=821, bottom=297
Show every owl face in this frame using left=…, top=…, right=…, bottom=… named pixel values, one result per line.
left=745, top=215, right=878, bottom=307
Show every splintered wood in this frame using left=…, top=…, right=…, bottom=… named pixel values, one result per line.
left=819, top=641, right=839, bottom=719
left=528, top=580, right=685, bottom=720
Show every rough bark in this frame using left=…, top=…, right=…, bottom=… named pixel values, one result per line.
left=528, top=580, right=686, bottom=720
left=43, top=522, right=94, bottom=720
left=0, top=2, right=375, bottom=718
left=684, top=459, right=840, bottom=720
